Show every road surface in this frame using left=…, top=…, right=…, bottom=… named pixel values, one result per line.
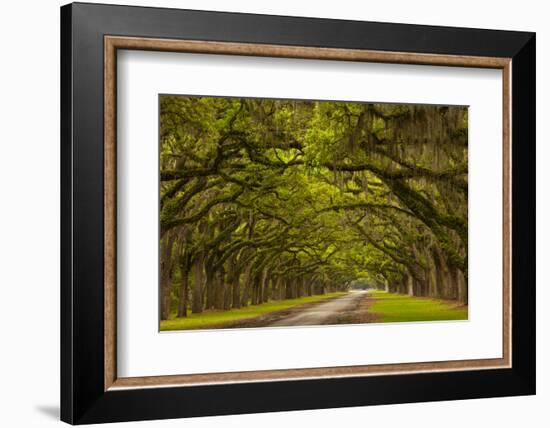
left=268, top=290, right=368, bottom=327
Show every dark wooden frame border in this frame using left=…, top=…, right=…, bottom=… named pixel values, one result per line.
left=61, top=2, right=535, bottom=424
left=104, top=36, right=512, bottom=390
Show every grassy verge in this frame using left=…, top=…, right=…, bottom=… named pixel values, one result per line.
left=160, top=292, right=347, bottom=331
left=368, top=290, right=468, bottom=323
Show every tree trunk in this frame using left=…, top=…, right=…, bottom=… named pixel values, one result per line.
left=232, top=273, right=241, bottom=309
left=214, top=267, right=226, bottom=309
left=284, top=279, right=292, bottom=299
left=241, top=264, right=252, bottom=307
left=205, top=264, right=216, bottom=310
left=177, top=258, right=190, bottom=318
left=407, top=275, right=414, bottom=296
left=160, top=233, right=175, bottom=321
left=223, top=266, right=232, bottom=310
left=306, top=280, right=312, bottom=297
left=260, top=270, right=271, bottom=303
left=192, top=252, right=205, bottom=313
left=456, top=268, right=468, bottom=305
left=251, top=273, right=261, bottom=305
left=439, top=254, right=453, bottom=299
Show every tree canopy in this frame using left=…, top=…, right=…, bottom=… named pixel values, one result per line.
left=159, top=95, right=468, bottom=320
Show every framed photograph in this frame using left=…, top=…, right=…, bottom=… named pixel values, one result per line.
left=60, top=2, right=535, bottom=424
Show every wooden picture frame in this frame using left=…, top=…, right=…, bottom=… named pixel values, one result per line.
left=61, top=2, right=535, bottom=424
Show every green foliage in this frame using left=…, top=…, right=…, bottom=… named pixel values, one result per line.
left=158, top=95, right=469, bottom=322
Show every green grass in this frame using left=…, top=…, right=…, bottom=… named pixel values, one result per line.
left=368, top=290, right=468, bottom=323
left=160, top=292, right=347, bottom=331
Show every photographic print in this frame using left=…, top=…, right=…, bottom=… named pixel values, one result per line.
left=159, top=95, right=468, bottom=331
left=62, top=7, right=534, bottom=422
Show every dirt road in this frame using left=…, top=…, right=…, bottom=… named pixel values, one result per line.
left=267, top=290, right=369, bottom=327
